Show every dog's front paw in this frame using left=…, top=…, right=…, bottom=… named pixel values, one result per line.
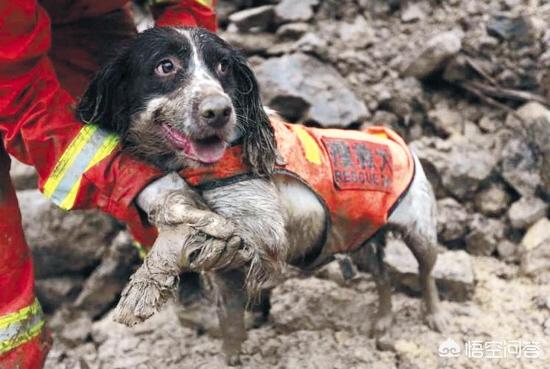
left=425, top=310, right=449, bottom=333
left=113, top=270, right=177, bottom=327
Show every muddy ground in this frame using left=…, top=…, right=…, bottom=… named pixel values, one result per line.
left=11, top=0, right=550, bottom=368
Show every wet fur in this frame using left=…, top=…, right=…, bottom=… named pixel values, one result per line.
left=78, top=27, right=445, bottom=365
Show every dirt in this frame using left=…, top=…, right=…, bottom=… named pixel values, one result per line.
left=45, top=258, right=550, bottom=369
left=10, top=0, right=549, bottom=368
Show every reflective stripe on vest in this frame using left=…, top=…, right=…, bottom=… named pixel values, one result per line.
left=0, top=299, right=45, bottom=354
left=43, top=125, right=119, bottom=210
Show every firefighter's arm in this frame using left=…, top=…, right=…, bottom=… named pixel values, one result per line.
left=0, top=1, right=230, bottom=248
left=153, top=0, right=217, bottom=31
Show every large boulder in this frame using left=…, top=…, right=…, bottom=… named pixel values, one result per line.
left=411, top=135, right=496, bottom=199
left=255, top=53, right=368, bottom=126
left=16, top=190, right=119, bottom=278
left=473, top=182, right=511, bottom=217
left=507, top=196, right=548, bottom=229
left=274, top=0, right=319, bottom=23
left=465, top=214, right=505, bottom=256
left=402, top=30, right=463, bottom=79
left=520, top=218, right=550, bottom=277
left=383, top=237, right=475, bottom=301
left=436, top=197, right=470, bottom=244
left=499, top=137, right=542, bottom=197
left=229, top=5, right=275, bottom=32
left=517, top=102, right=550, bottom=195
left=502, top=102, right=550, bottom=196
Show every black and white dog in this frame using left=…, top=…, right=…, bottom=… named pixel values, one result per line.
left=78, top=27, right=446, bottom=365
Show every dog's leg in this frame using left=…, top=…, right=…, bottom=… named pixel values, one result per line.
left=210, top=269, right=248, bottom=366
left=401, top=228, right=447, bottom=332
left=388, top=154, right=447, bottom=333
left=365, top=234, right=394, bottom=343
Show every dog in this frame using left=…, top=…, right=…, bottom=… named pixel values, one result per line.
left=77, top=27, right=446, bottom=365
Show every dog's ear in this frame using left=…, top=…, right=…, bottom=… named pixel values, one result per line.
left=77, top=56, right=129, bottom=136
left=232, top=54, right=278, bottom=177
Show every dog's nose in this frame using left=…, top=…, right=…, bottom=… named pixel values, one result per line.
left=199, top=95, right=232, bottom=128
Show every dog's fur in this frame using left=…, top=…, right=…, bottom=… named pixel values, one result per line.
left=78, top=27, right=446, bottom=365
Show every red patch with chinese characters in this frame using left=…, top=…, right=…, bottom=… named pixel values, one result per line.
left=321, top=137, right=393, bottom=192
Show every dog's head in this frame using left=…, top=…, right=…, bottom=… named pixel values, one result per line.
left=78, top=27, right=276, bottom=174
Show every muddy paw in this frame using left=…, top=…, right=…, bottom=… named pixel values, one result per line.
left=369, top=314, right=393, bottom=338
left=113, top=277, right=173, bottom=327
left=225, top=353, right=242, bottom=366
left=425, top=310, right=449, bottom=333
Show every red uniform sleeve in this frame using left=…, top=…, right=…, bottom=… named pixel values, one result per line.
left=154, top=0, right=217, bottom=31
left=0, top=1, right=161, bottom=246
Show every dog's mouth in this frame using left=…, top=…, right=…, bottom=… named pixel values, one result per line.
left=161, top=123, right=227, bottom=164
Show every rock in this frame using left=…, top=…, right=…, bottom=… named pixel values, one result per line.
left=383, top=237, right=475, bottom=301
left=432, top=250, right=475, bottom=301
left=293, top=32, right=329, bottom=59
left=507, top=196, right=548, bottom=229
left=276, top=22, right=310, bottom=40
left=403, top=30, right=463, bottom=79
left=478, top=115, right=499, bottom=133
left=50, top=308, right=93, bottom=346
left=411, top=135, right=496, bottom=199
left=74, top=231, right=140, bottom=318
left=497, top=240, right=518, bottom=262
left=500, top=137, right=542, bottom=197
left=270, top=277, right=373, bottom=332
left=337, top=16, right=375, bottom=49
left=229, top=5, right=275, bottom=32
left=36, top=276, right=84, bottom=312
left=514, top=102, right=550, bottom=195
left=520, top=218, right=550, bottom=277
left=436, top=197, right=470, bottom=243
left=473, top=182, right=512, bottom=217
left=486, top=14, right=536, bottom=44
left=274, top=0, right=319, bottom=23
left=16, top=189, right=118, bottom=278
left=465, top=214, right=505, bottom=256
left=222, top=31, right=278, bottom=55
left=9, top=156, right=38, bottom=190
left=371, top=110, right=399, bottom=127
left=521, top=218, right=550, bottom=251
left=401, top=3, right=425, bottom=23
left=428, top=105, right=464, bottom=137
left=315, top=256, right=357, bottom=286
left=255, top=53, right=368, bottom=126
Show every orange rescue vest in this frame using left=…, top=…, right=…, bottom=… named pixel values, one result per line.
left=181, top=117, right=415, bottom=257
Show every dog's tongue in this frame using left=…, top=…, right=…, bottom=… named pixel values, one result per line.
left=191, top=138, right=226, bottom=164
left=161, top=124, right=226, bottom=164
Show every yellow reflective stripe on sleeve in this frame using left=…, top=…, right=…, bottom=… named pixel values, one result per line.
left=132, top=241, right=149, bottom=260
left=58, top=134, right=120, bottom=210
left=0, top=299, right=45, bottom=354
left=195, top=0, right=213, bottom=8
left=43, top=125, right=120, bottom=210
left=292, top=126, right=322, bottom=165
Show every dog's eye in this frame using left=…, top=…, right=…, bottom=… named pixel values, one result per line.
left=155, top=58, right=177, bottom=76
left=216, top=59, right=230, bottom=76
